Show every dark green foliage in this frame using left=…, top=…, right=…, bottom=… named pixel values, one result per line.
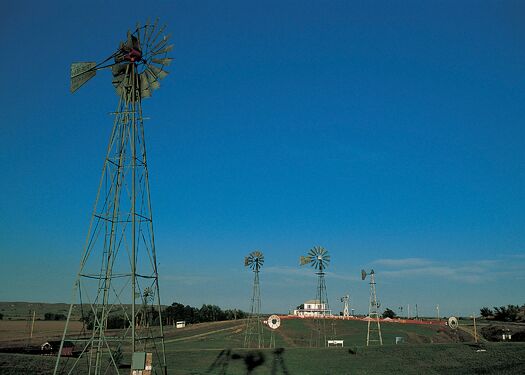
left=382, top=308, right=396, bottom=319
left=0, top=313, right=3, bottom=320
left=79, top=312, right=130, bottom=330
left=480, top=307, right=493, bottom=318
left=493, top=305, right=519, bottom=322
left=480, top=325, right=525, bottom=342
left=163, top=302, right=246, bottom=325
left=106, top=314, right=129, bottom=329
left=43, top=312, right=67, bottom=321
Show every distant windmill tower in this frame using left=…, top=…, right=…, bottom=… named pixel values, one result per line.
left=341, top=295, right=350, bottom=318
left=300, top=246, right=333, bottom=347
left=361, top=269, right=383, bottom=346
left=244, top=250, right=264, bottom=348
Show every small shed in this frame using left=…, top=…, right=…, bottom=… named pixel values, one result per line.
left=327, top=340, right=344, bottom=347
left=176, top=321, right=186, bottom=329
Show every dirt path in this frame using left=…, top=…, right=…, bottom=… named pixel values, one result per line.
left=163, top=324, right=244, bottom=344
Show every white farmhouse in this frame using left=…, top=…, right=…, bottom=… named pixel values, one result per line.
left=293, top=299, right=332, bottom=317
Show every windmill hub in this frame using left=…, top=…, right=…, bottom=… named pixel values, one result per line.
left=116, top=33, right=143, bottom=63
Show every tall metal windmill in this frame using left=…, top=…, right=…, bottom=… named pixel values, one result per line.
left=341, top=295, right=350, bottom=318
left=300, top=246, right=333, bottom=347
left=54, top=20, right=172, bottom=375
left=361, top=269, right=383, bottom=346
left=244, top=250, right=264, bottom=348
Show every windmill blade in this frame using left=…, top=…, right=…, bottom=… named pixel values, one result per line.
left=115, top=85, right=125, bottom=97
left=111, top=64, right=128, bottom=91
left=152, top=57, right=173, bottom=66
left=139, top=18, right=150, bottom=45
left=251, top=250, right=263, bottom=258
left=151, top=34, right=171, bottom=55
left=147, top=65, right=169, bottom=80
left=70, top=62, right=97, bottom=93
left=145, top=18, right=159, bottom=46
left=149, top=24, right=167, bottom=50
left=144, top=70, right=160, bottom=91
left=139, top=73, right=152, bottom=99
left=126, top=30, right=133, bottom=49
left=152, top=44, right=174, bottom=56
left=244, top=256, right=250, bottom=267
left=319, top=258, right=329, bottom=268
left=135, top=21, right=141, bottom=44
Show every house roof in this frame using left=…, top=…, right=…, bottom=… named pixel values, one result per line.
left=304, top=299, right=322, bottom=304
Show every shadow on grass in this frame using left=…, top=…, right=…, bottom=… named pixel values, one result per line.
left=205, top=348, right=291, bottom=375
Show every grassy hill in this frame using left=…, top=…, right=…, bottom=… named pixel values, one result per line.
left=1, top=315, right=524, bottom=374
left=162, top=317, right=463, bottom=350
left=0, top=302, right=75, bottom=321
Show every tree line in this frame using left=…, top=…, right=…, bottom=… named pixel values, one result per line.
left=480, top=303, right=524, bottom=322
left=164, top=302, right=247, bottom=325
left=76, top=302, right=248, bottom=330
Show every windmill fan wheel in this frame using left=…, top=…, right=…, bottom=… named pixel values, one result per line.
left=111, top=19, right=173, bottom=100
left=244, top=250, right=264, bottom=271
left=307, top=246, right=330, bottom=270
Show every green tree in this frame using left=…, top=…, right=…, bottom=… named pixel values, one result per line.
left=382, top=308, right=396, bottom=319
left=480, top=307, right=493, bottom=318
left=494, top=305, right=519, bottom=322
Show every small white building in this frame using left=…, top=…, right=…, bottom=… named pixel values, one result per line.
left=293, top=300, right=332, bottom=317
left=176, top=321, right=186, bottom=328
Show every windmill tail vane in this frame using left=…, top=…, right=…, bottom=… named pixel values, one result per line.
left=299, top=255, right=311, bottom=266
left=70, top=18, right=172, bottom=99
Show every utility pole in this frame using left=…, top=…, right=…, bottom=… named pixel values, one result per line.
left=407, top=304, right=410, bottom=319
left=30, top=310, right=36, bottom=339
left=473, top=313, right=478, bottom=343
left=436, top=305, right=440, bottom=320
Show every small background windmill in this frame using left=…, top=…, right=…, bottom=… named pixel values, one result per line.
left=341, top=295, right=350, bottom=318
left=361, top=269, right=383, bottom=346
left=244, top=250, right=264, bottom=348
left=300, top=246, right=334, bottom=347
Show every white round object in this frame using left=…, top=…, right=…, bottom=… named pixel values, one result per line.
left=448, top=316, right=458, bottom=330
left=268, top=314, right=281, bottom=330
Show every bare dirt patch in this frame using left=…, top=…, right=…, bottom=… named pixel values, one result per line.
left=0, top=321, right=83, bottom=348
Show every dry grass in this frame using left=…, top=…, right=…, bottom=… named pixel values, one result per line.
left=0, top=320, right=83, bottom=348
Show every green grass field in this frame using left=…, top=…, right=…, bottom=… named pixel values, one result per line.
left=164, top=318, right=459, bottom=350
left=1, top=317, right=524, bottom=374
left=1, top=343, right=524, bottom=374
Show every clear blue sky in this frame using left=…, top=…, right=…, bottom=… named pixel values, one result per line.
left=1, top=1, right=524, bottom=317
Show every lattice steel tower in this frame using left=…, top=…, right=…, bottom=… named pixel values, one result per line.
left=54, top=20, right=172, bottom=375
left=244, top=251, right=264, bottom=348
left=361, top=269, right=383, bottom=346
left=300, top=246, right=334, bottom=347
left=341, top=295, right=350, bottom=317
